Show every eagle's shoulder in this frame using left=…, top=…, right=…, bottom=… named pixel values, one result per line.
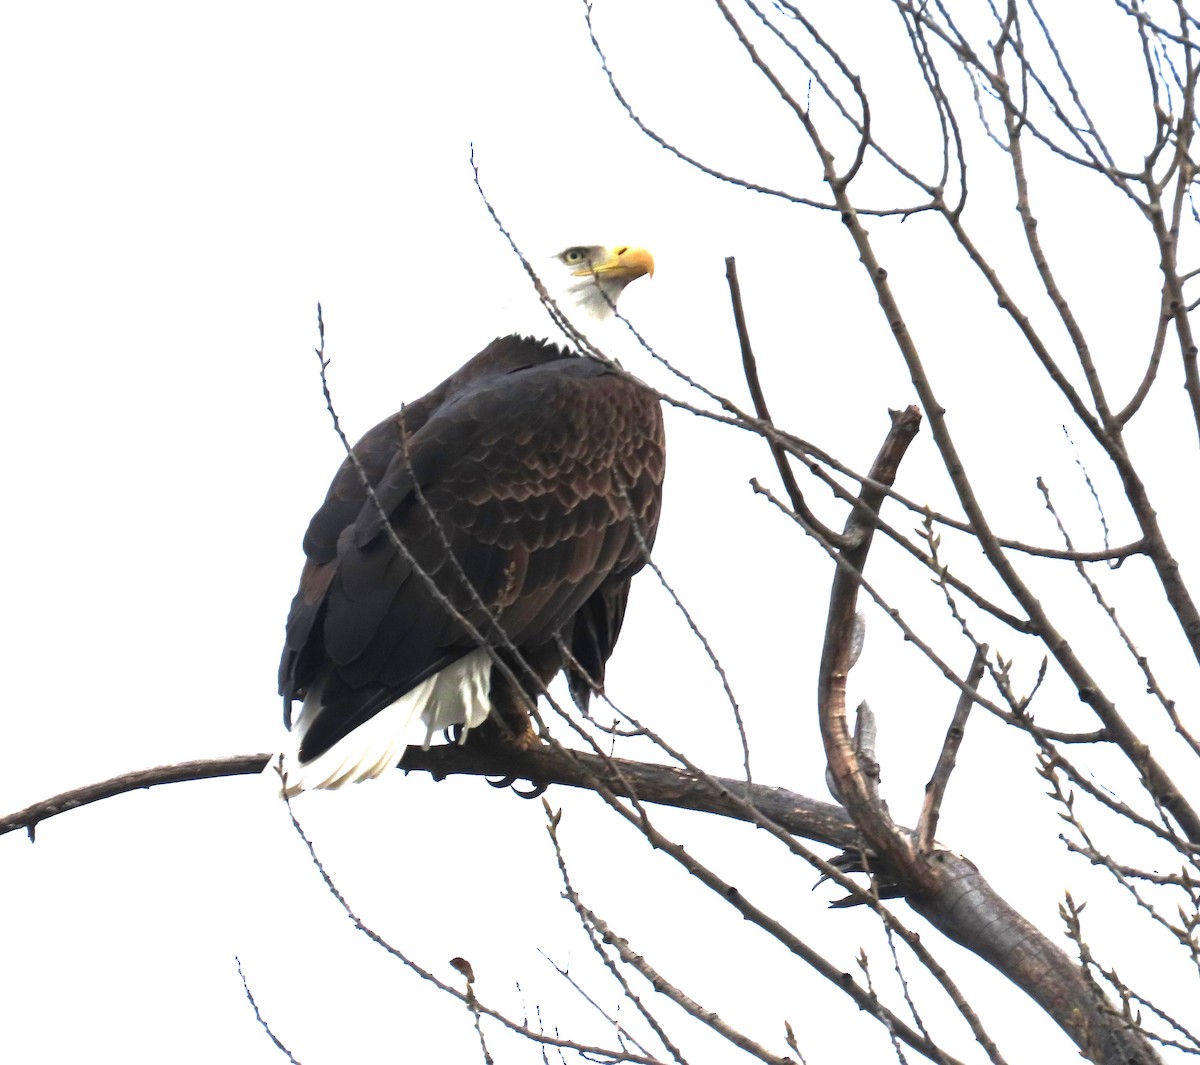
left=298, top=338, right=560, bottom=553
left=419, top=334, right=584, bottom=417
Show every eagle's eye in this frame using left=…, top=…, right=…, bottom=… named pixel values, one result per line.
left=560, top=247, right=590, bottom=266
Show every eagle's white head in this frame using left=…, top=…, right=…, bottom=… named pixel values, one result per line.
left=554, top=243, right=655, bottom=320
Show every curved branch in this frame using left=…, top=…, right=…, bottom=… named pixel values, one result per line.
left=812, top=405, right=1164, bottom=1065
left=0, top=755, right=272, bottom=840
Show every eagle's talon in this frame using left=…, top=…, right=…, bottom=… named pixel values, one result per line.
left=486, top=774, right=518, bottom=789
left=511, top=780, right=549, bottom=799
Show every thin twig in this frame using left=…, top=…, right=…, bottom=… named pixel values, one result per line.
left=918, top=647, right=989, bottom=853
left=726, top=255, right=847, bottom=548
left=236, top=956, right=303, bottom=1064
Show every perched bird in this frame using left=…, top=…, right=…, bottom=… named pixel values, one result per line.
left=277, top=244, right=665, bottom=795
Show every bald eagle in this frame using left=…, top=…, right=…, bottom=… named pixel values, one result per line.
left=277, top=244, right=664, bottom=795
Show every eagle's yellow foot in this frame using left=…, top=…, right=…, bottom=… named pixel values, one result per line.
left=466, top=712, right=541, bottom=750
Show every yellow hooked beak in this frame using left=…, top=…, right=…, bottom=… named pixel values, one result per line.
left=573, top=245, right=655, bottom=283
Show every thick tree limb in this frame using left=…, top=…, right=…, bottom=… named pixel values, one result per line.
left=0, top=748, right=858, bottom=850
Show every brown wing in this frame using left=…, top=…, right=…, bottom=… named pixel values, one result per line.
left=279, top=336, right=665, bottom=762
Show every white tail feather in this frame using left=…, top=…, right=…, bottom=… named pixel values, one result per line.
left=273, top=649, right=493, bottom=797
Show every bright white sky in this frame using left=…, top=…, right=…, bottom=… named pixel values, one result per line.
left=2, top=2, right=1195, bottom=1063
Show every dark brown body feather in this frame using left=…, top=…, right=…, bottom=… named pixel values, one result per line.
left=279, top=335, right=666, bottom=764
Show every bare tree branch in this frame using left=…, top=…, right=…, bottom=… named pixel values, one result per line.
left=918, top=647, right=989, bottom=853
